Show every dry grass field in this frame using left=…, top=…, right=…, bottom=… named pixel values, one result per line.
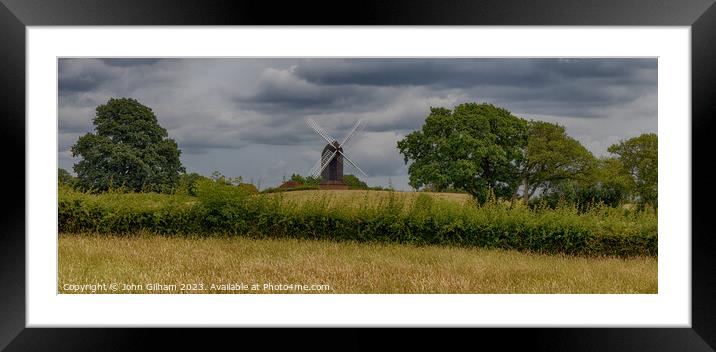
left=58, top=233, right=657, bottom=294
left=267, top=189, right=475, bottom=209
left=277, top=189, right=472, bottom=202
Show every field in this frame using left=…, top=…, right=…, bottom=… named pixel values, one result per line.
left=273, top=189, right=473, bottom=207
left=59, top=233, right=657, bottom=294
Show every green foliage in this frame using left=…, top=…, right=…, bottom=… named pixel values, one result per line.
left=532, top=156, right=635, bottom=211
left=58, top=168, right=76, bottom=187
left=59, top=187, right=657, bottom=257
left=608, top=133, right=658, bottom=208
left=289, top=173, right=306, bottom=184
left=71, top=98, right=185, bottom=193
left=210, top=171, right=243, bottom=186
left=193, top=178, right=253, bottom=231
left=593, top=157, right=635, bottom=197
left=519, top=121, right=596, bottom=202
left=288, top=173, right=368, bottom=190
left=343, top=174, right=368, bottom=189
left=397, top=103, right=528, bottom=203
left=421, top=185, right=467, bottom=193
left=533, top=180, right=626, bottom=211
left=238, top=183, right=259, bottom=194
left=176, top=172, right=209, bottom=196
left=289, top=174, right=320, bottom=186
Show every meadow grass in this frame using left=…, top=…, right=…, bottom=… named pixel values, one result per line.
left=58, top=232, right=657, bottom=294
left=271, top=189, right=473, bottom=208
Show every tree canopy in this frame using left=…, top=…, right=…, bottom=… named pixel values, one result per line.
left=58, top=168, right=76, bottom=187
left=397, top=103, right=528, bottom=202
left=71, top=98, right=185, bottom=193
left=608, top=133, right=658, bottom=208
left=517, top=121, right=595, bottom=202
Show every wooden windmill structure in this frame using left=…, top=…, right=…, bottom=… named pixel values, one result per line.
left=306, top=118, right=368, bottom=190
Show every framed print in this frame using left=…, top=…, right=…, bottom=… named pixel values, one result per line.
left=2, top=0, right=716, bottom=350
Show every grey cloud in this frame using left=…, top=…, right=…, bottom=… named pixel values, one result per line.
left=57, top=58, right=657, bottom=188
left=234, top=67, right=396, bottom=116
left=59, top=59, right=121, bottom=92
left=346, top=131, right=408, bottom=177
left=97, top=58, right=163, bottom=67
left=294, top=58, right=656, bottom=88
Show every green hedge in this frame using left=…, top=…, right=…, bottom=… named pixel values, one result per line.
left=58, top=182, right=657, bottom=257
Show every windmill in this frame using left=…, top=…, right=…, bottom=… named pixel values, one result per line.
left=306, top=118, right=368, bottom=189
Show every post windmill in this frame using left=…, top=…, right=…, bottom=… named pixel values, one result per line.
left=306, top=118, right=368, bottom=190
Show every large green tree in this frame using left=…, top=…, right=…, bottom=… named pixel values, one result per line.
left=397, top=103, right=528, bottom=202
left=71, top=98, right=185, bottom=193
left=516, top=121, right=595, bottom=203
left=608, top=133, right=658, bottom=208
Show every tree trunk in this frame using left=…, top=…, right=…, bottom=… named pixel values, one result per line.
left=522, top=178, right=530, bottom=204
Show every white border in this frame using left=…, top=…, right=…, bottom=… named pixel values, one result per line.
left=27, top=27, right=690, bottom=327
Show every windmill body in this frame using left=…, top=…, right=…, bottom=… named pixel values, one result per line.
left=306, top=119, right=367, bottom=190
left=321, top=141, right=344, bottom=185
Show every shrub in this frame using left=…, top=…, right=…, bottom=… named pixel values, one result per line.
left=238, top=183, right=259, bottom=194
left=532, top=182, right=627, bottom=212
left=58, top=185, right=657, bottom=257
left=175, top=172, right=209, bottom=196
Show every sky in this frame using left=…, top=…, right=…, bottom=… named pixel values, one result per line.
left=58, top=58, right=657, bottom=191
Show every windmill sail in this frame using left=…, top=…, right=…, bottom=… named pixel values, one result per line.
left=340, top=120, right=364, bottom=147
left=306, top=118, right=368, bottom=183
left=339, top=150, right=368, bottom=177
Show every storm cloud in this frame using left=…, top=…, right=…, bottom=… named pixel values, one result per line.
left=58, top=58, right=657, bottom=190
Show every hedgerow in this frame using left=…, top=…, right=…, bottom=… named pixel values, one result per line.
left=58, top=183, right=657, bottom=257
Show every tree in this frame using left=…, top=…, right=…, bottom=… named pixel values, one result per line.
left=397, top=103, right=528, bottom=203
left=71, top=98, right=185, bottom=193
left=343, top=174, right=368, bottom=189
left=608, top=133, right=658, bottom=208
left=592, top=157, right=634, bottom=199
left=516, top=121, right=595, bottom=203
left=58, top=168, right=76, bottom=187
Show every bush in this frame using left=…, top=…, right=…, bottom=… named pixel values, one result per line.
left=175, top=172, right=209, bottom=196
left=532, top=182, right=627, bottom=212
left=238, top=183, right=259, bottom=194
left=58, top=185, right=657, bottom=257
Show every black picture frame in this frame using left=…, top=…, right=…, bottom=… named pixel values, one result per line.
left=1, top=0, right=715, bottom=350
